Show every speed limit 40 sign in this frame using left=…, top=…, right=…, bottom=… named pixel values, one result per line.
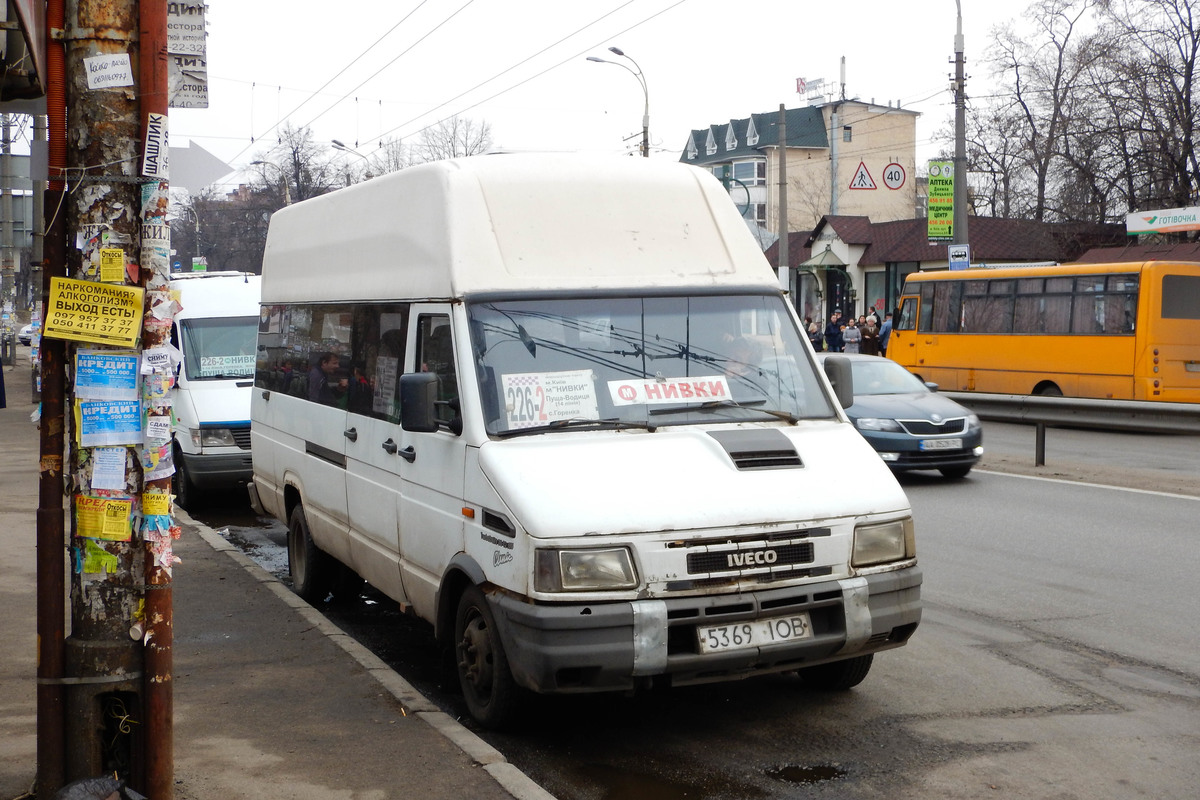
left=882, top=163, right=906, bottom=190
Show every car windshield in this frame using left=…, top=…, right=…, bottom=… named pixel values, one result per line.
left=468, top=294, right=836, bottom=435
left=179, top=316, right=258, bottom=381
left=849, top=358, right=929, bottom=395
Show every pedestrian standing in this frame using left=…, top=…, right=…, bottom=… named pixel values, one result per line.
left=861, top=320, right=879, bottom=355
left=842, top=318, right=861, bottom=354
left=824, top=312, right=844, bottom=352
left=879, top=312, right=893, bottom=357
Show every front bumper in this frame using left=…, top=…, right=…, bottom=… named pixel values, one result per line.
left=489, top=566, right=922, bottom=694
left=177, top=450, right=253, bottom=489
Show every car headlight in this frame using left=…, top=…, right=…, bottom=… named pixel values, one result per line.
left=856, top=417, right=903, bottom=432
left=852, top=518, right=915, bottom=567
left=967, top=413, right=981, bottom=428
left=535, top=547, right=638, bottom=592
left=199, top=428, right=237, bottom=448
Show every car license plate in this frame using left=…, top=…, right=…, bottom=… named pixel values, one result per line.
left=920, top=437, right=962, bottom=451
left=697, top=613, right=813, bottom=654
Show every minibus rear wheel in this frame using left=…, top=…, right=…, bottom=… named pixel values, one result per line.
left=288, top=504, right=334, bottom=603
left=454, top=585, right=518, bottom=728
left=799, top=654, right=873, bottom=690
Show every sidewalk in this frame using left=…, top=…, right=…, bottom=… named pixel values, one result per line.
left=0, top=348, right=553, bottom=800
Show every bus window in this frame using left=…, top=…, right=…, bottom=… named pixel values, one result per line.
left=897, top=297, right=918, bottom=331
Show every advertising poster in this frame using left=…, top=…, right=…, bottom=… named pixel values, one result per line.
left=45, top=277, right=145, bottom=347
left=75, top=350, right=140, bottom=401
left=77, top=400, right=143, bottom=447
left=927, top=160, right=954, bottom=241
left=75, top=495, right=134, bottom=542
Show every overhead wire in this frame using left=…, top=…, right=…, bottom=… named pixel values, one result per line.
left=364, top=0, right=692, bottom=150
left=225, top=0, right=435, bottom=165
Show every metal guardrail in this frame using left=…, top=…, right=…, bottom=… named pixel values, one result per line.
left=943, top=391, right=1200, bottom=435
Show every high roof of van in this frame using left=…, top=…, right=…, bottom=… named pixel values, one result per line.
left=260, top=153, right=780, bottom=303
left=169, top=271, right=261, bottom=319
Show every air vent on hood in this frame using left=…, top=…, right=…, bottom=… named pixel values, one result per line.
left=707, top=429, right=802, bottom=470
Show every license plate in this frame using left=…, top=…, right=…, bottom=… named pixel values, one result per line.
left=920, top=437, right=962, bottom=451
left=1187, top=362, right=1199, bottom=372
left=697, top=613, right=813, bottom=654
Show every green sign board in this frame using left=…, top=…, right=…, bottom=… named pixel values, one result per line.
left=927, top=160, right=954, bottom=241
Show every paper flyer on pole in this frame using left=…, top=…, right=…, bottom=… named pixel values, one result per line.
left=75, top=350, right=140, bottom=401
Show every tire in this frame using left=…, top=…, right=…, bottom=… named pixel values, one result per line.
left=287, top=504, right=335, bottom=603
left=454, top=584, right=518, bottom=728
left=939, top=466, right=972, bottom=479
left=1036, top=383, right=1063, bottom=397
left=799, top=654, right=874, bottom=690
left=172, top=446, right=199, bottom=511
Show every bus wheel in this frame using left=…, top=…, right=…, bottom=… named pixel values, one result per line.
left=799, top=654, right=873, bottom=690
left=455, top=584, right=518, bottom=728
left=287, top=504, right=334, bottom=603
left=1035, top=382, right=1063, bottom=397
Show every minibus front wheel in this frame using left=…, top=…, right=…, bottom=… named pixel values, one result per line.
left=798, top=654, right=874, bottom=691
left=454, top=585, right=518, bottom=728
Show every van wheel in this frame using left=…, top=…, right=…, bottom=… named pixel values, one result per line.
left=172, top=447, right=199, bottom=511
left=799, top=654, right=873, bottom=690
left=1035, top=383, right=1063, bottom=397
left=287, top=504, right=334, bottom=603
left=939, top=466, right=972, bottom=479
left=455, top=585, right=518, bottom=728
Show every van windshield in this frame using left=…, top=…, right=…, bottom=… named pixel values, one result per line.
left=467, top=294, right=835, bottom=435
left=179, top=316, right=258, bottom=381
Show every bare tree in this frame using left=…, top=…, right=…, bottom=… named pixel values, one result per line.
left=411, top=115, right=493, bottom=163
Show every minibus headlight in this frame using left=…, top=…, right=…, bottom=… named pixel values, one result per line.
left=535, top=547, right=638, bottom=592
left=856, top=417, right=902, bottom=432
left=200, top=428, right=237, bottom=448
left=852, top=518, right=915, bottom=567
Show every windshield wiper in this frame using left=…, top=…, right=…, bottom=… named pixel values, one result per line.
left=648, top=399, right=799, bottom=424
left=494, top=417, right=658, bottom=438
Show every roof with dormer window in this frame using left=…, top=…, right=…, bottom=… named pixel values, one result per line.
left=680, top=106, right=828, bottom=164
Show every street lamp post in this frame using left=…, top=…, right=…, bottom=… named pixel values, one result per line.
left=332, top=139, right=374, bottom=179
left=587, top=47, right=650, bottom=157
left=250, top=160, right=292, bottom=205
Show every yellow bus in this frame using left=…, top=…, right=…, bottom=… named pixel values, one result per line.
left=889, top=261, right=1200, bottom=402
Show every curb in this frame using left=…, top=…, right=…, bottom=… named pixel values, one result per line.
left=180, top=509, right=556, bottom=800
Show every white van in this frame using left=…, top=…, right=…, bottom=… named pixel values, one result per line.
left=249, top=154, right=921, bottom=727
left=169, top=271, right=261, bottom=508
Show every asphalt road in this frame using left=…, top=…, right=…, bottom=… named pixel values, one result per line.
left=197, top=422, right=1200, bottom=799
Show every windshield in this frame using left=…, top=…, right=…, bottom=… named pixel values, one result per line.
left=468, top=294, right=836, bottom=435
left=849, top=358, right=929, bottom=395
left=179, top=316, right=258, bottom=381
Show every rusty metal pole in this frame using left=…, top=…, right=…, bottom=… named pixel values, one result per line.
left=139, top=1, right=174, bottom=796
left=36, top=3, right=69, bottom=794
left=61, top=0, right=145, bottom=787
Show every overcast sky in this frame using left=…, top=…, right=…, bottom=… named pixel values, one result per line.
left=171, top=0, right=1019, bottom=189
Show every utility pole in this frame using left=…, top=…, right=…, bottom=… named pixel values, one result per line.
left=777, top=105, right=788, bottom=291
left=39, top=0, right=174, bottom=794
left=1, top=114, right=13, bottom=320
left=952, top=0, right=969, bottom=246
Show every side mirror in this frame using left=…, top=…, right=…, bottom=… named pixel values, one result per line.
left=822, top=356, right=855, bottom=409
left=924, top=381, right=939, bottom=392
left=399, top=373, right=439, bottom=432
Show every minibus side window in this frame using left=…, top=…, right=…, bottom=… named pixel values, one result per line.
left=416, top=315, right=460, bottom=430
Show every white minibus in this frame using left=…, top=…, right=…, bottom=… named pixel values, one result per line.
left=170, top=271, right=260, bottom=508
left=249, top=154, right=921, bottom=727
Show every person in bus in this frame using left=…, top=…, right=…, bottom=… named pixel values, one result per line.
left=843, top=318, right=862, bottom=354
left=824, top=312, right=844, bottom=352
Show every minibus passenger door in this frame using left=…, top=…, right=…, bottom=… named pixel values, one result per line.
left=893, top=295, right=919, bottom=362
left=396, top=309, right=467, bottom=619
left=344, top=309, right=411, bottom=605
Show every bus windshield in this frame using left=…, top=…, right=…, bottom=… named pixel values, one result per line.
left=179, top=316, right=258, bottom=381
left=467, top=294, right=836, bottom=435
